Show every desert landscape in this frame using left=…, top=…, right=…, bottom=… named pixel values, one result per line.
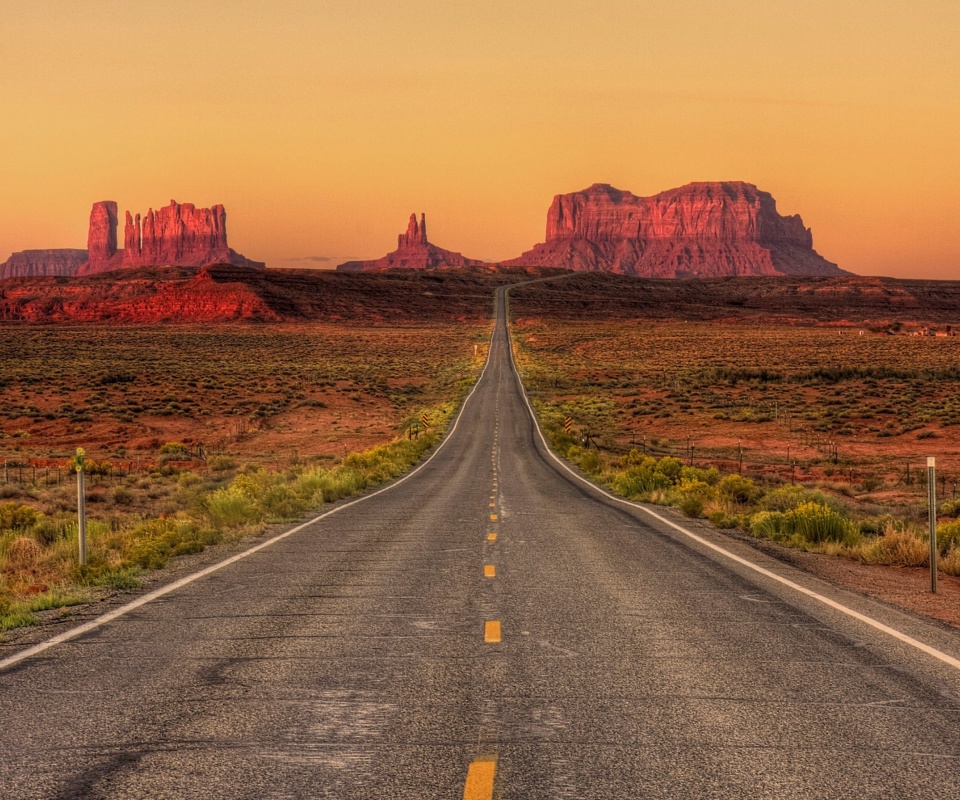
left=2, top=4, right=958, bottom=798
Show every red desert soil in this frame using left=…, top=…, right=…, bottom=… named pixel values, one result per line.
left=750, top=537, right=960, bottom=629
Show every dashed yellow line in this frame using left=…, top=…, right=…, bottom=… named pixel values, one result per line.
left=487, top=533, right=497, bottom=542
left=484, top=620, right=501, bottom=643
left=490, top=514, right=497, bottom=521
left=463, top=756, right=497, bottom=800
left=484, top=564, right=496, bottom=578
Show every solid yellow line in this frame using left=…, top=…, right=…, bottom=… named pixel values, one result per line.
left=463, top=757, right=497, bottom=800
left=484, top=620, right=501, bottom=643
left=487, top=533, right=497, bottom=542
left=484, top=564, right=496, bottom=578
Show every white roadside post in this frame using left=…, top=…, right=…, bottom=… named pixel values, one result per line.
left=928, top=456, right=937, bottom=594
left=76, top=448, right=87, bottom=566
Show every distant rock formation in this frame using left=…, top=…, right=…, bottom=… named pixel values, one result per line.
left=337, top=213, right=488, bottom=271
left=502, top=182, right=847, bottom=277
left=87, top=201, right=118, bottom=264
left=0, top=249, right=89, bottom=280
left=78, top=200, right=264, bottom=275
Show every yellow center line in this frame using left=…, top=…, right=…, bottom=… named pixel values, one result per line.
left=487, top=533, right=497, bottom=542
left=484, top=620, right=501, bottom=643
left=463, top=756, right=497, bottom=800
left=489, top=502, right=496, bottom=508
left=490, top=514, right=497, bottom=521
left=484, top=564, right=496, bottom=578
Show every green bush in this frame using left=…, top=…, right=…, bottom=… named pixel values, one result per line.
left=206, top=486, right=263, bottom=530
left=783, top=502, right=859, bottom=545
left=718, top=474, right=761, bottom=505
left=0, top=502, right=41, bottom=532
left=936, top=520, right=960, bottom=555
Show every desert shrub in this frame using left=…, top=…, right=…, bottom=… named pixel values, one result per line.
left=205, top=487, right=263, bottom=530
left=613, top=464, right=670, bottom=498
left=29, top=517, right=62, bottom=546
left=940, top=546, right=960, bottom=577
left=111, top=486, right=134, bottom=505
left=760, top=485, right=843, bottom=514
left=860, top=523, right=929, bottom=567
left=0, top=502, right=41, bottom=532
left=680, top=465, right=720, bottom=486
left=656, top=457, right=683, bottom=483
left=750, top=511, right=786, bottom=539
left=208, top=455, right=237, bottom=472
left=126, top=518, right=213, bottom=570
left=718, top=474, right=761, bottom=505
left=3, top=536, right=43, bottom=571
left=936, top=520, right=960, bottom=555
left=678, top=496, right=704, bottom=517
left=940, top=499, right=960, bottom=518
left=783, top=502, right=859, bottom=545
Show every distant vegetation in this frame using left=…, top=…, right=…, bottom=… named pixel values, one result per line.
left=514, top=318, right=960, bottom=578
left=0, top=321, right=490, bottom=634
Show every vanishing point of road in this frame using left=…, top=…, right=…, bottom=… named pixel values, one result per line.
left=2, top=287, right=960, bottom=798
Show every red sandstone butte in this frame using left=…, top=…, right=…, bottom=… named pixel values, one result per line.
left=502, top=182, right=847, bottom=277
left=0, top=249, right=89, bottom=280
left=337, top=213, right=489, bottom=271
left=78, top=200, right=264, bottom=275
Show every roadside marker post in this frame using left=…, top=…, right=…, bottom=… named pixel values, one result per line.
left=75, top=448, right=87, bottom=566
left=928, top=457, right=938, bottom=594
left=563, top=416, right=573, bottom=433
left=421, top=412, right=430, bottom=429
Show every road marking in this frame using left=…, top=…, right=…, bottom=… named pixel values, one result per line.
left=484, top=620, right=501, bottom=643
left=490, top=514, right=498, bottom=521
left=487, top=533, right=497, bottom=542
left=502, top=287, right=960, bottom=673
left=484, top=564, right=496, bottom=578
left=0, top=303, right=505, bottom=674
left=463, top=756, right=497, bottom=800
left=489, top=502, right=496, bottom=508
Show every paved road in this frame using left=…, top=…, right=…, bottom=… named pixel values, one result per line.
left=3, top=287, right=960, bottom=798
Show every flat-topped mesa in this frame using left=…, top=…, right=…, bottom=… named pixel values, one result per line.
left=506, top=181, right=847, bottom=277
left=337, top=213, right=488, bottom=271
left=0, top=249, right=89, bottom=280
left=78, top=199, right=264, bottom=275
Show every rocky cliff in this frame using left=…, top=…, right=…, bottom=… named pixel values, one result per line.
left=337, top=213, right=488, bottom=271
left=503, top=182, right=847, bottom=277
left=78, top=200, right=264, bottom=274
left=0, top=249, right=89, bottom=280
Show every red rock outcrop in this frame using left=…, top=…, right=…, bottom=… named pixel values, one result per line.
left=0, top=249, right=89, bottom=280
left=337, top=213, right=489, bottom=271
left=78, top=200, right=264, bottom=274
left=87, top=201, right=119, bottom=263
left=503, top=182, right=847, bottom=277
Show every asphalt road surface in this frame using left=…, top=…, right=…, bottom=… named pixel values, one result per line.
left=3, top=287, right=960, bottom=798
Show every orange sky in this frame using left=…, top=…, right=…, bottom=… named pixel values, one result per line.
left=1, top=1, right=957, bottom=277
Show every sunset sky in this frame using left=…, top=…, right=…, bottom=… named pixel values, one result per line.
left=1, top=1, right=957, bottom=277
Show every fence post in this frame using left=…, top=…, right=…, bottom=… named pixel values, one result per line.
left=76, top=448, right=87, bottom=567
left=928, top=457, right=937, bottom=594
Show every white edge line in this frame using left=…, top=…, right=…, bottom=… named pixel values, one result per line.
left=0, top=309, right=502, bottom=672
left=501, top=287, right=960, bottom=673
